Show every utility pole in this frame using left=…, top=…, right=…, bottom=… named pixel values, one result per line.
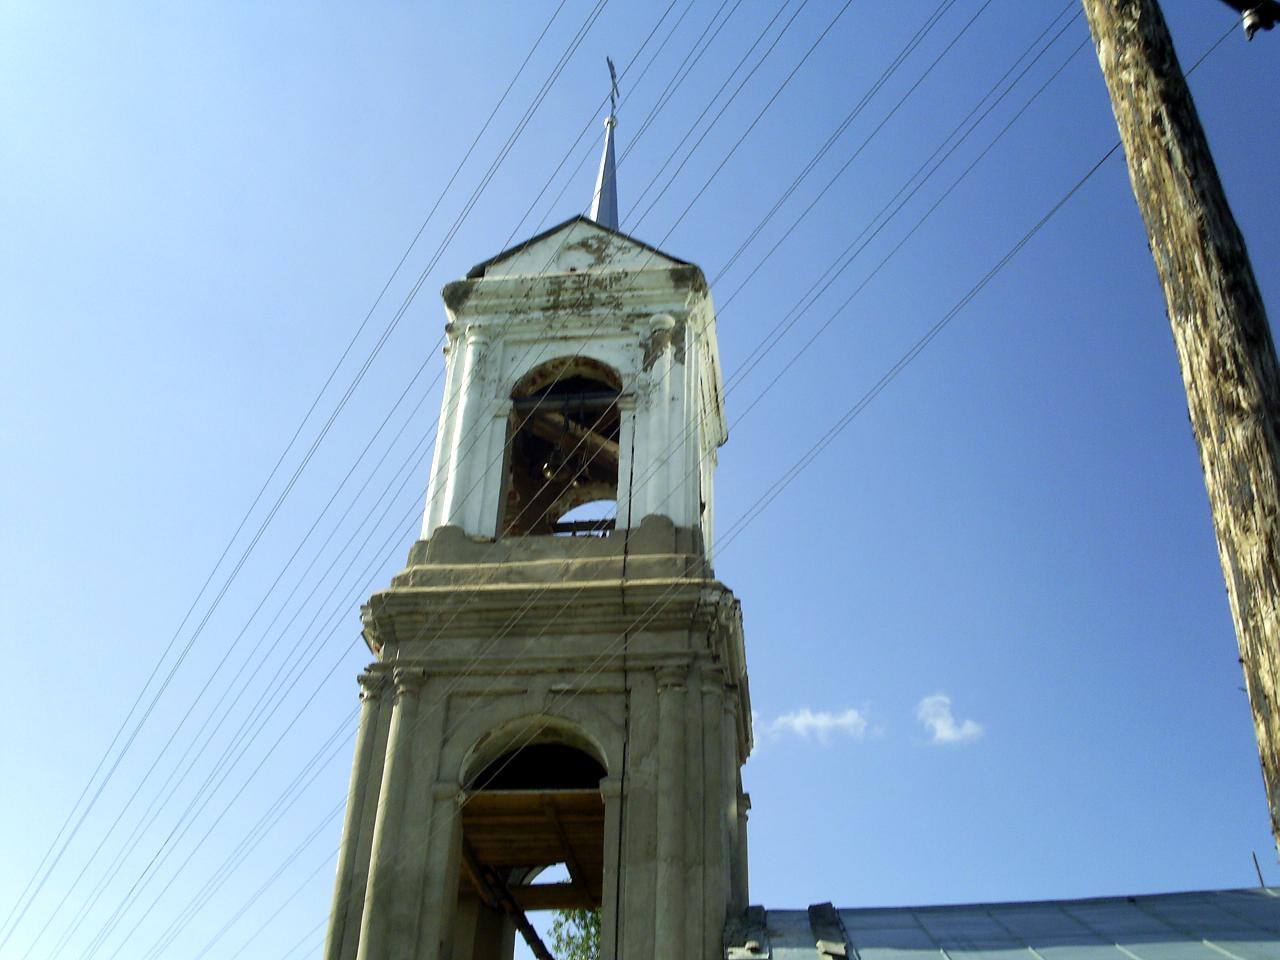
left=1079, top=0, right=1280, bottom=851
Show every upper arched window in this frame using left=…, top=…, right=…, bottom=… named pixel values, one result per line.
left=500, top=357, right=622, bottom=537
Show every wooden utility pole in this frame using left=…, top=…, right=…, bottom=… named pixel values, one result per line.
left=1080, top=0, right=1280, bottom=850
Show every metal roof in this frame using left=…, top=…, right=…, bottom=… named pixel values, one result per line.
left=589, top=115, right=618, bottom=230
left=726, top=888, right=1280, bottom=960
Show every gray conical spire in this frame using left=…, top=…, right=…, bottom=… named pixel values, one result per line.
left=590, top=57, right=619, bottom=230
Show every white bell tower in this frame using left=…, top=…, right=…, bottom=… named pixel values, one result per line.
left=420, top=214, right=727, bottom=554
left=323, top=108, right=752, bottom=960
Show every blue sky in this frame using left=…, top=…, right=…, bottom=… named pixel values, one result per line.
left=2, top=2, right=1278, bottom=958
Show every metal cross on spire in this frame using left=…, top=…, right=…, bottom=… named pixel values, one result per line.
left=590, top=56, right=619, bottom=230
left=607, top=55, right=618, bottom=115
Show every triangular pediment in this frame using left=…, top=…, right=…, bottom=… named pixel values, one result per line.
left=467, top=216, right=689, bottom=279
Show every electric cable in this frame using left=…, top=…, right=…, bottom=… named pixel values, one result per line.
left=23, top=0, right=645, bottom=947
left=49, top=3, right=727, bottom=952
left=68, top=493, right=433, bottom=960
left=498, top=0, right=690, bottom=248
left=0, top=1, right=587, bottom=949
left=723, top=32, right=1091, bottom=425
left=256, top=29, right=1146, bottom=953
left=52, top=7, right=1090, bottom=957
left=222, top=845, right=339, bottom=960
left=624, top=0, right=814, bottom=225
left=26, top=357, right=442, bottom=960
left=177, top=21, right=1238, bottom=955
left=512, top=0, right=746, bottom=246
left=124, top=5, right=1044, bottom=947
left=187, top=810, right=343, bottom=960
left=39, top=415, right=439, bottom=960
left=710, top=0, right=994, bottom=284
left=416, top=0, right=860, bottom=552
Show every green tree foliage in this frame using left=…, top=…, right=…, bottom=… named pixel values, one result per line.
left=548, top=909, right=601, bottom=960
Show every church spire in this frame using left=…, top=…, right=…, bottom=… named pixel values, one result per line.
left=590, top=56, right=619, bottom=230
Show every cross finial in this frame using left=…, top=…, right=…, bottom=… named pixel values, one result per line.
left=607, top=56, right=619, bottom=116
left=591, top=56, right=620, bottom=229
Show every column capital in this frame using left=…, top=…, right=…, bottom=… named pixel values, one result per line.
left=700, top=663, right=727, bottom=695
left=656, top=664, right=687, bottom=692
left=434, top=780, right=463, bottom=804
left=722, top=683, right=740, bottom=715
left=357, top=670, right=387, bottom=702
left=393, top=667, right=426, bottom=700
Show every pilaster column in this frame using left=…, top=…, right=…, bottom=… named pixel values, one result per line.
left=654, top=664, right=687, bottom=954
left=416, top=781, right=465, bottom=960
left=700, top=666, right=729, bottom=959
left=722, top=689, right=746, bottom=913
left=357, top=666, right=425, bottom=960
left=736, top=792, right=751, bottom=914
left=613, top=395, right=637, bottom=530
left=470, top=400, right=512, bottom=537
left=598, top=775, right=624, bottom=960
left=647, top=315, right=677, bottom=521
left=442, top=329, right=491, bottom=529
left=423, top=324, right=465, bottom=537
left=324, top=670, right=388, bottom=960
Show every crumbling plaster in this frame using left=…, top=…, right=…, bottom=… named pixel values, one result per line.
left=324, top=517, right=753, bottom=960
left=324, top=219, right=749, bottom=960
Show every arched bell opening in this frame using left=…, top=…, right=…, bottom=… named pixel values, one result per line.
left=500, top=357, right=623, bottom=538
left=453, top=740, right=608, bottom=959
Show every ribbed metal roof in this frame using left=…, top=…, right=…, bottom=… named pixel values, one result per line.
left=726, top=888, right=1280, bottom=960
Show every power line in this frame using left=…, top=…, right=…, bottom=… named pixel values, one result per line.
left=519, top=0, right=749, bottom=241
left=135, top=9, right=1039, bottom=947
left=0, top=3, right=587, bottom=950
left=223, top=22, right=1102, bottom=960
left=37, top=417, right=440, bottom=960
left=419, top=0, right=859, bottom=551
left=720, top=13, right=1089, bottom=413
left=117, top=11, right=1008, bottom=952
left=710, top=0, right=990, bottom=284
left=624, top=0, right=816, bottom=227
left=498, top=0, right=689, bottom=248
left=40, top=3, right=737, bottom=952
left=42, top=7, right=1100, bottom=957
left=172, top=20, right=1238, bottom=959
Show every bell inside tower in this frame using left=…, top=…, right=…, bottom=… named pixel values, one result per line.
left=500, top=357, right=623, bottom=537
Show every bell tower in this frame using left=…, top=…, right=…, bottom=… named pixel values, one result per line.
left=323, top=116, right=752, bottom=960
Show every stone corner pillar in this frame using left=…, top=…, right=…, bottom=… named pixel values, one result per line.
left=654, top=663, right=689, bottom=955
left=356, top=666, right=426, bottom=960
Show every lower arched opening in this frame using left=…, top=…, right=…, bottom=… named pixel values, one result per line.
left=453, top=742, right=607, bottom=959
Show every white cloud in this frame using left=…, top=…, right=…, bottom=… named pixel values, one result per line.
left=767, top=707, right=870, bottom=743
left=915, top=693, right=983, bottom=745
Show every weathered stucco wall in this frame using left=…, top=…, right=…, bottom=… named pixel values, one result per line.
left=421, top=219, right=728, bottom=556
left=323, top=517, right=753, bottom=960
